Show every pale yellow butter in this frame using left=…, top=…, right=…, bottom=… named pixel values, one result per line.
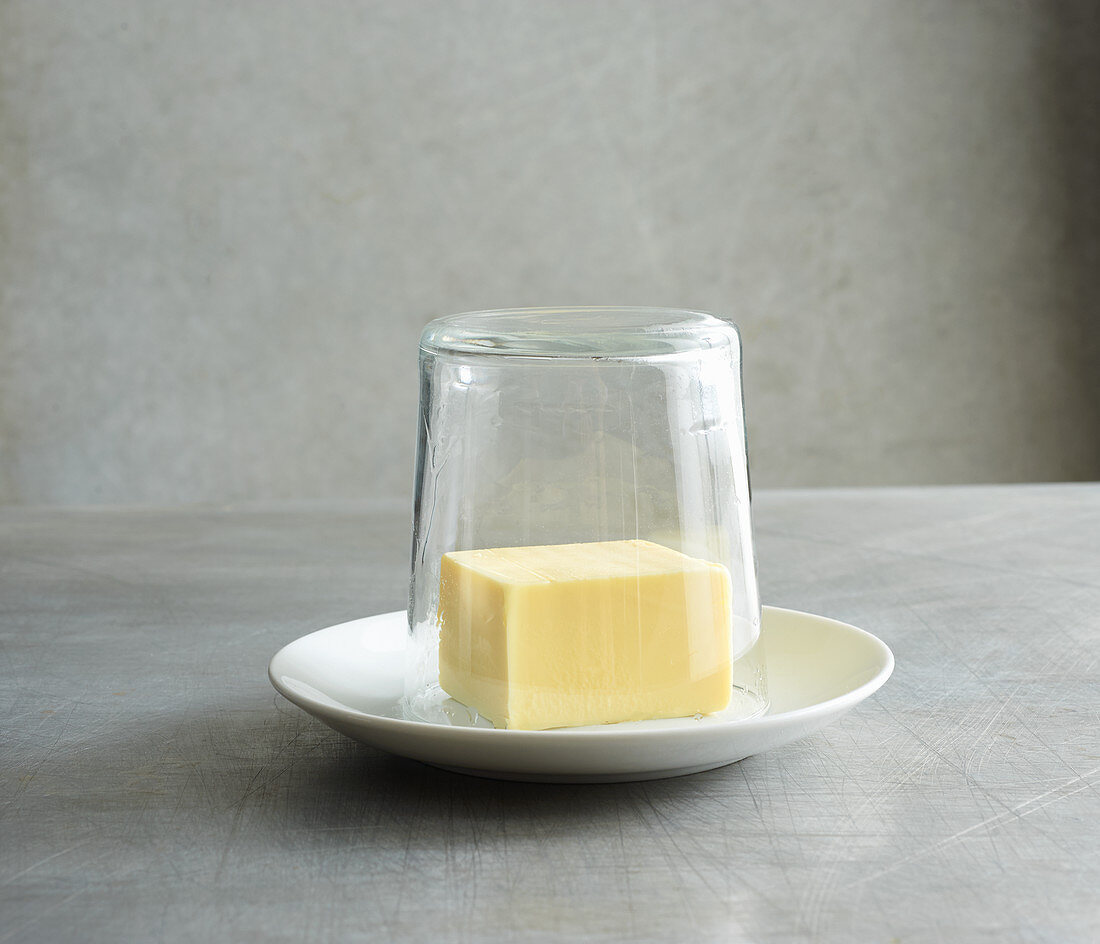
left=438, top=540, right=733, bottom=730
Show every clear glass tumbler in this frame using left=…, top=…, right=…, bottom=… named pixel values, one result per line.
left=406, top=308, right=766, bottom=729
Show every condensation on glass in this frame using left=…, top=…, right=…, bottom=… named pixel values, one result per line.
left=406, top=308, right=766, bottom=729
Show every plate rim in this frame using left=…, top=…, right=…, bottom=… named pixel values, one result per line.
left=268, top=605, right=895, bottom=740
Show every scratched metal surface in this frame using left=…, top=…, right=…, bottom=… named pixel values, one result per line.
left=2, top=486, right=1098, bottom=943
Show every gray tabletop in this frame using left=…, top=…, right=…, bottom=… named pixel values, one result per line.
left=3, top=485, right=1098, bottom=943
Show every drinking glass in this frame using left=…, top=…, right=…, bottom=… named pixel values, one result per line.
left=406, top=308, right=766, bottom=729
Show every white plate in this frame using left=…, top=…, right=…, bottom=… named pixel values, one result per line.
left=268, top=606, right=893, bottom=782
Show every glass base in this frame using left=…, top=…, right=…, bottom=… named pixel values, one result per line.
left=403, top=683, right=494, bottom=728
left=402, top=683, right=768, bottom=730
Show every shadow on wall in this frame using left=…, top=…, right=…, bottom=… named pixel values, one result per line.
left=1047, top=4, right=1100, bottom=455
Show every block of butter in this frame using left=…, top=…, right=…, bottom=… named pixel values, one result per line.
left=438, top=540, right=733, bottom=730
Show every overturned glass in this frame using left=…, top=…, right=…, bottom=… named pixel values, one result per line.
left=406, top=308, right=766, bottom=730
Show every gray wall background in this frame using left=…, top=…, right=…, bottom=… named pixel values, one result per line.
left=1, top=0, right=1098, bottom=506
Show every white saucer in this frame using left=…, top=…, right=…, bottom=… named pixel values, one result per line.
left=268, top=606, right=893, bottom=782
